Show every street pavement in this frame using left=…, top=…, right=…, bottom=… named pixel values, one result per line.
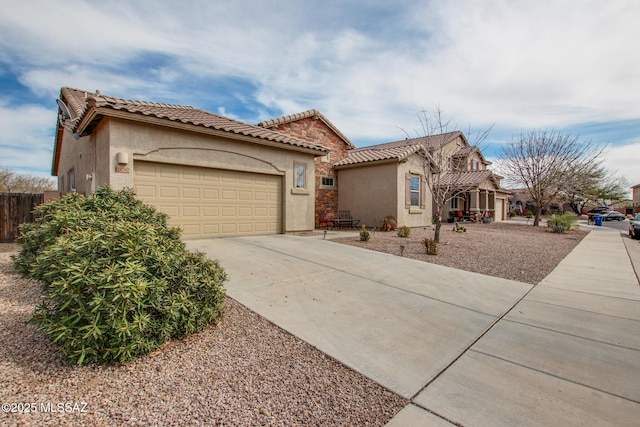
left=187, top=225, right=640, bottom=426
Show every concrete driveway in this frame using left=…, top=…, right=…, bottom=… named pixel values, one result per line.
left=187, top=227, right=640, bottom=426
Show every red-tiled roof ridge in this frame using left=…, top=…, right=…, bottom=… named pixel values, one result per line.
left=333, top=144, right=426, bottom=168
left=258, top=109, right=355, bottom=149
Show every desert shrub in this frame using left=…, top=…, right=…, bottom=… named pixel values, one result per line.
left=359, top=225, right=371, bottom=242
left=509, top=210, right=516, bottom=218
left=381, top=215, right=397, bottom=231
left=547, top=213, right=577, bottom=234
left=454, top=221, right=466, bottom=233
left=424, top=238, right=438, bottom=255
left=14, top=187, right=226, bottom=365
left=396, top=226, right=411, bottom=238
left=525, top=210, right=533, bottom=218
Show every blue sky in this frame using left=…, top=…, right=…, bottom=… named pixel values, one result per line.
left=1, top=0, right=639, bottom=194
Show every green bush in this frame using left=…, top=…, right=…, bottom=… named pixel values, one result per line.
left=14, top=187, right=226, bottom=365
left=547, top=213, right=578, bottom=234
left=396, top=226, right=411, bottom=238
left=454, top=221, right=466, bottom=233
left=359, top=225, right=371, bottom=242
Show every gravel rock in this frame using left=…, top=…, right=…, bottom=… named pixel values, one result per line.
left=332, top=221, right=588, bottom=284
left=0, top=249, right=407, bottom=426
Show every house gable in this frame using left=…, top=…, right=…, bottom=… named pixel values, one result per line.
left=258, top=109, right=354, bottom=225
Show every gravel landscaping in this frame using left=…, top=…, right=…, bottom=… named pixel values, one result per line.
left=0, top=248, right=406, bottom=427
left=331, top=220, right=588, bottom=284
left=1, top=221, right=587, bottom=426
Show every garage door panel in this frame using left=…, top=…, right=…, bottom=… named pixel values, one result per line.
left=159, top=186, right=179, bottom=198
left=203, top=189, right=219, bottom=199
left=134, top=161, right=281, bottom=238
left=182, top=187, right=201, bottom=198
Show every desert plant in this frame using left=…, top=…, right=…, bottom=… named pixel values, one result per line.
left=547, top=213, right=578, bottom=233
left=453, top=221, right=466, bottom=233
left=424, top=238, right=438, bottom=255
left=359, top=225, right=371, bottom=242
left=508, top=210, right=516, bottom=218
left=14, top=187, right=226, bottom=365
left=381, top=215, right=397, bottom=231
left=396, top=225, right=411, bottom=238
left=525, top=210, right=533, bottom=218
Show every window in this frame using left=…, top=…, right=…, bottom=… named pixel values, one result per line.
left=295, top=163, right=306, bottom=189
left=320, top=175, right=335, bottom=189
left=451, top=196, right=459, bottom=209
left=410, top=175, right=420, bottom=207
left=67, top=167, right=76, bottom=192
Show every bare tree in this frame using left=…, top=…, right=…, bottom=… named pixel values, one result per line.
left=404, top=109, right=493, bottom=243
left=498, top=130, right=605, bottom=226
left=0, top=167, right=57, bottom=193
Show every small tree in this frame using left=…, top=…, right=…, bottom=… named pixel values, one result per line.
left=498, top=130, right=605, bottom=226
left=404, top=108, right=493, bottom=243
left=564, top=167, right=628, bottom=215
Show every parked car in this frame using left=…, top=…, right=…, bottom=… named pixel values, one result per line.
left=597, top=211, right=626, bottom=221
left=629, top=214, right=640, bottom=239
left=587, top=206, right=611, bottom=218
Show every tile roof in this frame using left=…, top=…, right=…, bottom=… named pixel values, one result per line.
left=333, top=131, right=462, bottom=168
left=58, top=87, right=328, bottom=154
left=257, top=109, right=355, bottom=148
left=357, top=132, right=463, bottom=152
left=333, top=143, right=425, bottom=167
left=438, top=170, right=508, bottom=189
left=452, top=146, right=477, bottom=157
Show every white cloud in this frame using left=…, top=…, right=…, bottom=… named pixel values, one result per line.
left=0, top=102, right=55, bottom=174
left=1, top=0, right=639, bottom=177
left=602, top=140, right=640, bottom=191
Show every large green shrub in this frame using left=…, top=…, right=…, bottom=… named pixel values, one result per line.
left=14, top=187, right=226, bottom=365
left=547, top=213, right=578, bottom=233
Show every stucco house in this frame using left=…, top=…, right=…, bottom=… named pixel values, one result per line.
left=333, top=132, right=510, bottom=228
left=52, top=87, right=509, bottom=238
left=52, top=87, right=328, bottom=238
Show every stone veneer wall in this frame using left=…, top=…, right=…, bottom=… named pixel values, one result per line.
left=269, top=117, right=351, bottom=226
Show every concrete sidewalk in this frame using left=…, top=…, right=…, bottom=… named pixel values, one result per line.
left=187, top=226, right=640, bottom=426
left=407, top=226, right=640, bottom=426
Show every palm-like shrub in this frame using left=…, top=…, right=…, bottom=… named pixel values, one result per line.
left=14, top=187, right=226, bottom=365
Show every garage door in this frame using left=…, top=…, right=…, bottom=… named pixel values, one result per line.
left=495, top=198, right=504, bottom=221
left=134, top=161, right=282, bottom=238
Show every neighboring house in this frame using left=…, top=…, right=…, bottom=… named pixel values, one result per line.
left=257, top=110, right=354, bottom=227
left=633, top=184, right=640, bottom=214
left=52, top=87, right=328, bottom=238
left=333, top=132, right=510, bottom=228
left=510, top=188, right=563, bottom=215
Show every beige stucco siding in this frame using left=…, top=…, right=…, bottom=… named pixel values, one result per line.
left=56, top=117, right=317, bottom=233
left=338, top=162, right=397, bottom=228
left=337, top=155, right=433, bottom=229
left=56, top=131, right=96, bottom=195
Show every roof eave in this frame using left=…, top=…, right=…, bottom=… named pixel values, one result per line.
left=334, top=158, right=399, bottom=169
left=83, top=108, right=328, bottom=156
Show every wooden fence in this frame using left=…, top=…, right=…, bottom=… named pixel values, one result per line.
left=0, top=193, right=44, bottom=243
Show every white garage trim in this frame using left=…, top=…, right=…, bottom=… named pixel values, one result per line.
left=134, top=161, right=282, bottom=238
